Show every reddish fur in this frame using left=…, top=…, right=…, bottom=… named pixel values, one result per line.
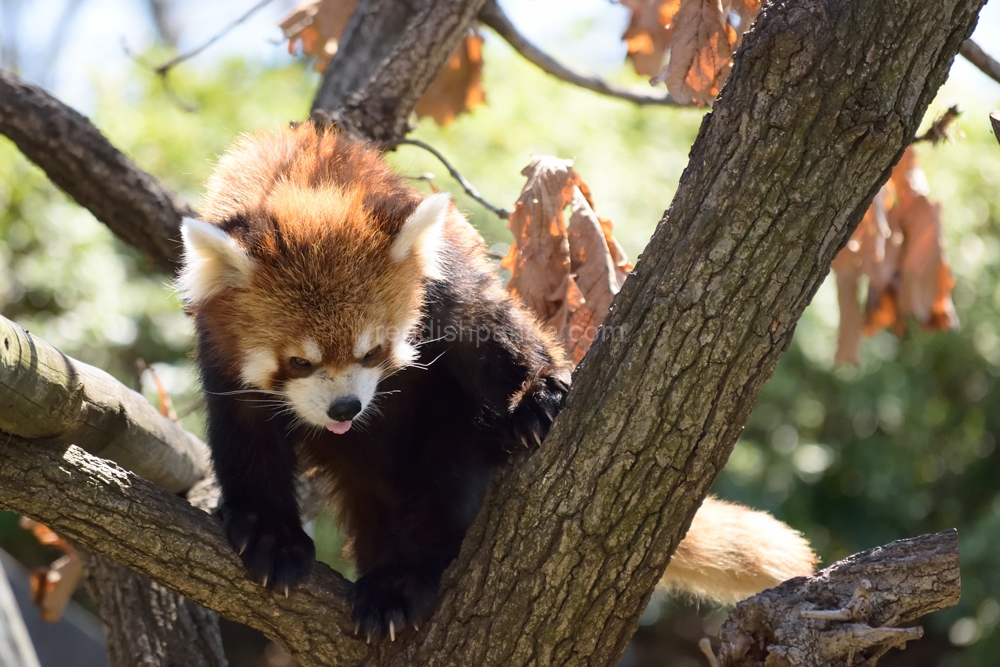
left=185, top=122, right=814, bottom=638
left=191, top=124, right=435, bottom=381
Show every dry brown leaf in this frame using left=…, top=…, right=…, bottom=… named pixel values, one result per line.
left=20, top=518, right=83, bottom=623
left=660, top=0, right=735, bottom=105
left=503, top=158, right=630, bottom=364
left=621, top=0, right=682, bottom=76
left=724, top=0, right=762, bottom=43
left=621, top=0, right=761, bottom=105
left=414, top=31, right=486, bottom=126
left=831, top=148, right=957, bottom=363
left=831, top=192, right=891, bottom=364
left=281, top=3, right=484, bottom=124
left=279, top=0, right=359, bottom=71
left=889, top=148, right=958, bottom=332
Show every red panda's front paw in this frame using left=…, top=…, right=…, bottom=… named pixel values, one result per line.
left=220, top=505, right=315, bottom=593
left=510, top=368, right=570, bottom=448
left=350, top=563, right=440, bottom=642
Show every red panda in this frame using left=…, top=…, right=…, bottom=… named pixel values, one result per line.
left=179, top=121, right=816, bottom=641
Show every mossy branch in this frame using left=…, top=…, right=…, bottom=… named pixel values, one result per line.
left=0, top=313, right=208, bottom=493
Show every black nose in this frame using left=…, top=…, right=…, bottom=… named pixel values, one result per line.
left=328, top=396, right=362, bottom=422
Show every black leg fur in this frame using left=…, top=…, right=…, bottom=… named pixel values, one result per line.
left=201, top=357, right=315, bottom=593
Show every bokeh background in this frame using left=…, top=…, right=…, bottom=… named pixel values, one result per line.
left=0, top=1, right=998, bottom=665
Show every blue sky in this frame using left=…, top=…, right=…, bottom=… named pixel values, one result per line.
left=12, top=0, right=1000, bottom=115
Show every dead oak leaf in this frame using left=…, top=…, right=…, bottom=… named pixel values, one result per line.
left=414, top=30, right=486, bottom=126
left=20, top=518, right=83, bottom=623
left=723, top=0, right=762, bottom=43
left=889, top=148, right=958, bottom=332
left=279, top=0, right=358, bottom=71
left=621, top=0, right=682, bottom=77
left=659, top=0, right=736, bottom=106
left=504, top=158, right=630, bottom=364
left=831, top=148, right=957, bottom=364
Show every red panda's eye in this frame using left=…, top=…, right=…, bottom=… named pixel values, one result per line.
left=361, top=345, right=383, bottom=366
left=289, top=357, right=313, bottom=371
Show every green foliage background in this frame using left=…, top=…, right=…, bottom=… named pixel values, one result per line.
left=0, top=37, right=997, bottom=666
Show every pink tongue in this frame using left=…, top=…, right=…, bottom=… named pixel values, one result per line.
left=326, top=421, right=352, bottom=435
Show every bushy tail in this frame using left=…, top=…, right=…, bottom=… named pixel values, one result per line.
left=659, top=496, right=817, bottom=604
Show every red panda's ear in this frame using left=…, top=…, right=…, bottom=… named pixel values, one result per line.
left=178, top=217, right=254, bottom=304
left=390, top=192, right=450, bottom=280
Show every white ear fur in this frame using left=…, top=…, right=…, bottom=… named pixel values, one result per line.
left=390, top=192, right=450, bottom=280
left=177, top=217, right=254, bottom=304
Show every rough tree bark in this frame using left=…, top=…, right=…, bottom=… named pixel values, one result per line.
left=0, top=0, right=985, bottom=665
left=81, top=553, right=226, bottom=667
left=717, top=530, right=960, bottom=666
left=311, top=0, right=486, bottom=140
left=0, top=312, right=225, bottom=665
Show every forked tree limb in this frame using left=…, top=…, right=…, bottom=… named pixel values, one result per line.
left=717, top=530, right=960, bottom=666
left=0, top=439, right=365, bottom=667
left=477, top=0, right=681, bottom=107
left=393, top=0, right=984, bottom=664
left=0, top=438, right=963, bottom=667
left=0, top=69, right=193, bottom=273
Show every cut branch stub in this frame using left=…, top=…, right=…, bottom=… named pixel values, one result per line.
left=717, top=530, right=960, bottom=666
left=0, top=314, right=208, bottom=493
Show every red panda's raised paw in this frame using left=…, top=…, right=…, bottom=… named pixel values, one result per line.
left=510, top=369, right=570, bottom=449
left=349, top=562, right=442, bottom=642
left=219, top=504, right=316, bottom=592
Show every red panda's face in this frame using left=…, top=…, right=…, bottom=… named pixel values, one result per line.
left=179, top=187, right=452, bottom=435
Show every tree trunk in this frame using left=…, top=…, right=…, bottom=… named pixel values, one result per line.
left=81, top=552, right=226, bottom=667
left=312, top=0, right=486, bottom=140
left=0, top=0, right=986, bottom=665
left=374, top=0, right=984, bottom=664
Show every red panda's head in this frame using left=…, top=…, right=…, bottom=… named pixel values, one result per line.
left=178, top=124, right=450, bottom=434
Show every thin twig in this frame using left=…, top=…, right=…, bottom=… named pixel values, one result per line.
left=960, top=39, right=1000, bottom=86
left=152, top=0, right=276, bottom=75
left=478, top=0, right=683, bottom=107
left=912, top=105, right=961, bottom=144
left=382, top=138, right=510, bottom=219
left=990, top=111, right=1000, bottom=147
left=122, top=0, right=276, bottom=112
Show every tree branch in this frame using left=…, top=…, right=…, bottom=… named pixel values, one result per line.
left=960, top=38, right=1000, bottom=85
left=478, top=0, right=681, bottom=107
left=0, top=438, right=364, bottom=667
left=391, top=0, right=983, bottom=664
left=716, top=530, right=960, bottom=666
left=311, top=0, right=487, bottom=140
left=81, top=552, right=227, bottom=667
left=0, top=69, right=194, bottom=273
left=381, top=137, right=510, bottom=218
left=0, top=437, right=963, bottom=667
left=0, top=313, right=208, bottom=493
